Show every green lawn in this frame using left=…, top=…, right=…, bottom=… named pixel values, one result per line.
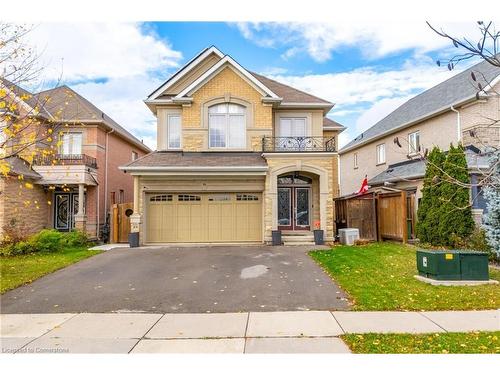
left=310, top=242, right=500, bottom=311
left=343, top=331, right=500, bottom=354
left=0, top=247, right=103, bottom=293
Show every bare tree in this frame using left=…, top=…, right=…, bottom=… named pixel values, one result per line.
left=418, top=21, right=500, bottom=190
left=0, top=23, right=66, bottom=174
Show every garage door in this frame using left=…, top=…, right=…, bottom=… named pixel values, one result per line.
left=146, top=193, right=262, bottom=243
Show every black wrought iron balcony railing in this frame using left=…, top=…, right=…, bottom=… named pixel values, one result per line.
left=32, top=154, right=98, bottom=169
left=262, top=136, right=336, bottom=152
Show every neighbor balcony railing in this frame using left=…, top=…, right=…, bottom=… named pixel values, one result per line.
left=32, top=154, right=98, bottom=169
left=262, top=136, right=336, bottom=152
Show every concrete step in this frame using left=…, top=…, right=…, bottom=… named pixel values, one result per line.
left=283, top=241, right=316, bottom=246
left=282, top=235, right=314, bottom=242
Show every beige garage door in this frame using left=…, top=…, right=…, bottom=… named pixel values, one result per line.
left=146, top=193, right=262, bottom=243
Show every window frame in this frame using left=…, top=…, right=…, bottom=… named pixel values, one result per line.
left=376, top=143, right=386, bottom=165
left=59, top=132, right=83, bottom=155
left=131, top=151, right=138, bottom=161
left=167, top=114, right=182, bottom=150
left=208, top=103, right=246, bottom=149
left=354, top=152, right=358, bottom=169
left=278, top=117, right=308, bottom=137
left=408, top=131, right=420, bottom=155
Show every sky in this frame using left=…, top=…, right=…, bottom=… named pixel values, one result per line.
left=23, top=21, right=483, bottom=149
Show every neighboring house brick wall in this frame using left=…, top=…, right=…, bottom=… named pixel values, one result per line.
left=0, top=177, right=49, bottom=240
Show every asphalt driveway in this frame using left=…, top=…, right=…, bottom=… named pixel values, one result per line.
left=0, top=246, right=350, bottom=313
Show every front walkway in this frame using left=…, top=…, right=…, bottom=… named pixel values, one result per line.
left=1, top=310, right=498, bottom=353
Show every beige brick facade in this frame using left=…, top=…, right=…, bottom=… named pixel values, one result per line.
left=131, top=51, right=342, bottom=244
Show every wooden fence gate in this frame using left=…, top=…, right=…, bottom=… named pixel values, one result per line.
left=111, top=202, right=133, bottom=243
left=377, top=192, right=407, bottom=243
left=335, top=189, right=416, bottom=243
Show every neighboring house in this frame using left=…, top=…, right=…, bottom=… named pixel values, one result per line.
left=0, top=79, right=150, bottom=240
left=339, top=59, right=500, bottom=226
left=121, top=46, right=345, bottom=245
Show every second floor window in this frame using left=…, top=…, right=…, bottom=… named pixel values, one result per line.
left=408, top=131, right=420, bottom=155
left=60, top=133, right=82, bottom=155
left=131, top=151, right=138, bottom=161
left=208, top=103, right=246, bottom=148
left=279, top=117, right=307, bottom=137
left=376, top=143, right=386, bottom=165
left=354, top=152, right=358, bottom=169
left=168, top=115, right=181, bottom=149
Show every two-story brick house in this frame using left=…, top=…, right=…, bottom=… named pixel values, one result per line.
left=121, top=46, right=345, bottom=245
left=339, top=58, right=500, bottom=227
left=0, top=80, right=150, bottom=240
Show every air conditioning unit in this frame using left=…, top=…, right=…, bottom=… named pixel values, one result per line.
left=338, top=228, right=360, bottom=246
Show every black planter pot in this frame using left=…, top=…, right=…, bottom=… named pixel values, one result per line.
left=272, top=230, right=282, bottom=246
left=313, top=229, right=324, bottom=245
left=128, top=232, right=139, bottom=248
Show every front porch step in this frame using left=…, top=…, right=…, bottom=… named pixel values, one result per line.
left=282, top=235, right=314, bottom=242
left=281, top=231, right=313, bottom=236
left=283, top=241, right=316, bottom=246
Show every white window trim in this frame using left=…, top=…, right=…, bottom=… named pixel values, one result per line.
left=167, top=114, right=182, bottom=150
left=277, top=116, right=310, bottom=137
left=354, top=152, right=358, bottom=169
left=376, top=143, right=386, bottom=165
left=408, top=131, right=420, bottom=155
left=59, top=132, right=83, bottom=155
left=208, top=103, right=247, bottom=149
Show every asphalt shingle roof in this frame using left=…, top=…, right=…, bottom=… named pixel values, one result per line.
left=33, top=86, right=150, bottom=152
left=342, top=59, right=500, bottom=152
left=250, top=72, right=333, bottom=104
left=3, top=156, right=42, bottom=180
left=122, top=151, right=268, bottom=168
left=369, top=148, right=493, bottom=186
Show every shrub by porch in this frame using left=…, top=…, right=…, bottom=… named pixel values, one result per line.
left=0, top=229, right=102, bottom=293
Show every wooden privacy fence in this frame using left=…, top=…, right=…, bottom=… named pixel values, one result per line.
left=335, top=190, right=416, bottom=243
left=111, top=202, right=133, bottom=243
left=335, top=193, right=377, bottom=241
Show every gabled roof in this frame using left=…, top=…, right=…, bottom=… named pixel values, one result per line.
left=33, top=86, right=150, bottom=152
left=145, top=46, right=334, bottom=109
left=174, top=55, right=281, bottom=100
left=250, top=72, right=332, bottom=106
left=341, top=58, right=500, bottom=154
left=148, top=46, right=224, bottom=100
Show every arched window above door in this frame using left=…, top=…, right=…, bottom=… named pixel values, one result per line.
left=277, top=174, right=312, bottom=185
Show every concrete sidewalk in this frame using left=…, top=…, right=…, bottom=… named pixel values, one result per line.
left=1, top=310, right=498, bottom=353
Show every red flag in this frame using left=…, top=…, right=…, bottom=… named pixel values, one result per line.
left=357, top=175, right=368, bottom=195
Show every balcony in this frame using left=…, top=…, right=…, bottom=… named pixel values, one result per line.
left=262, top=136, right=336, bottom=153
left=33, top=154, right=98, bottom=169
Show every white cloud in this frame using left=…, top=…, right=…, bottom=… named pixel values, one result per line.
left=72, top=75, right=162, bottom=149
left=267, top=59, right=459, bottom=111
left=236, top=22, right=478, bottom=62
left=29, top=23, right=182, bottom=81
left=354, top=96, right=412, bottom=134
left=20, top=23, right=183, bottom=149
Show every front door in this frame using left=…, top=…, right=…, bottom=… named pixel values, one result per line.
left=54, top=193, right=80, bottom=231
left=278, top=187, right=310, bottom=231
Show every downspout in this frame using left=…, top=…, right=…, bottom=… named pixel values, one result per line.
left=104, top=128, right=115, bottom=226
left=450, top=105, right=461, bottom=143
